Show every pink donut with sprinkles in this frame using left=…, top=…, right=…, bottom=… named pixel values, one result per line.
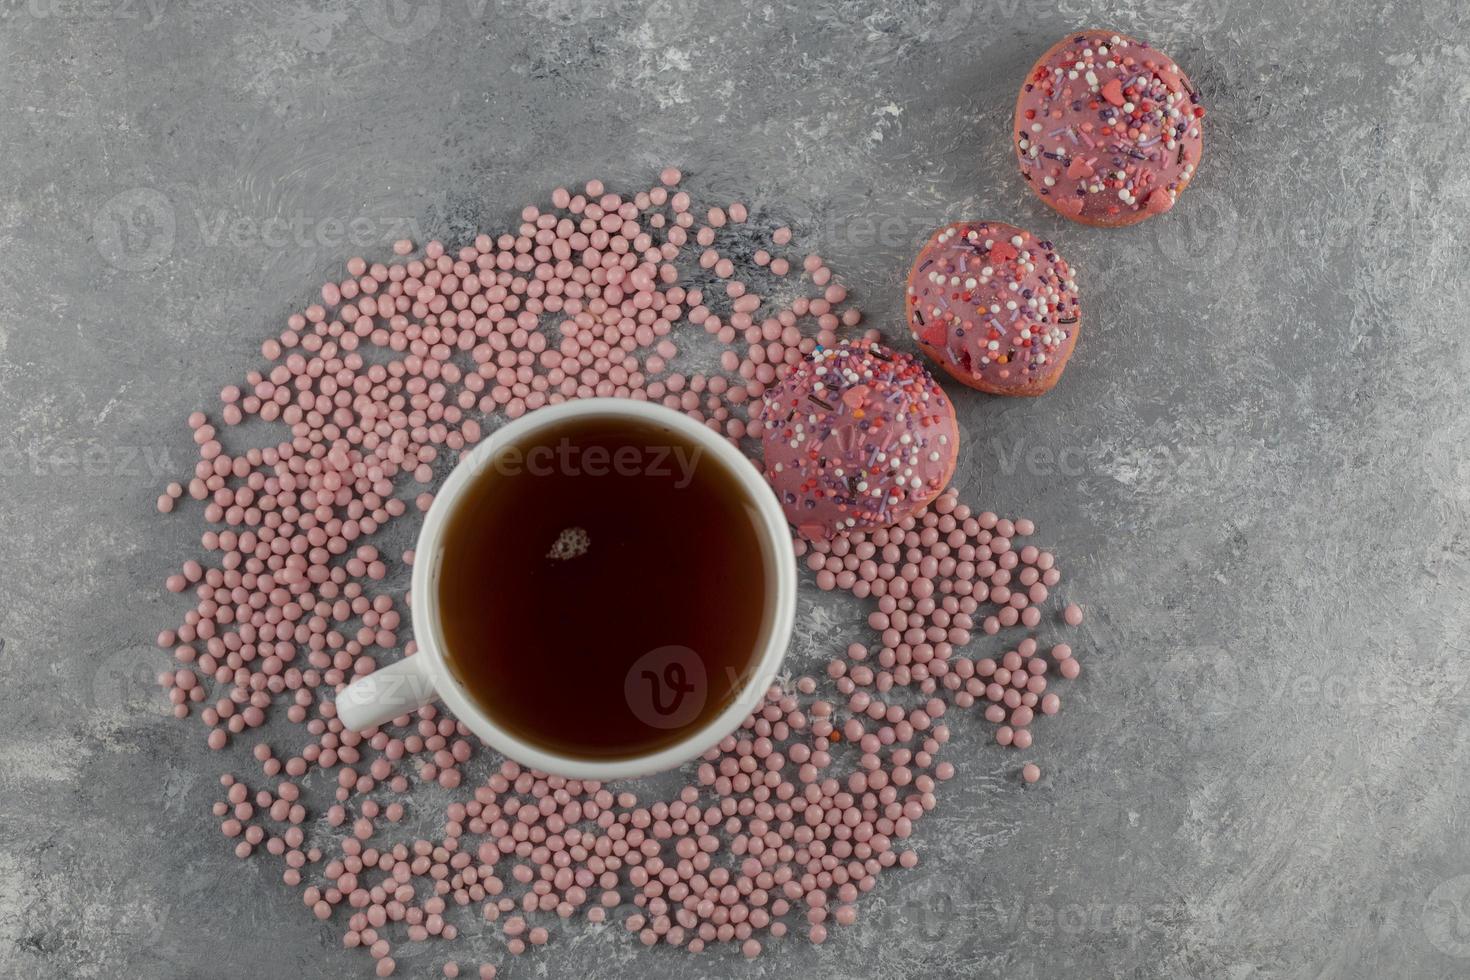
left=760, top=341, right=960, bottom=540
left=906, top=221, right=1081, bottom=396
left=1015, top=30, right=1205, bottom=227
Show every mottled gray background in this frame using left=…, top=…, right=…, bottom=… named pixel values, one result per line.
left=2, top=0, right=1469, bottom=977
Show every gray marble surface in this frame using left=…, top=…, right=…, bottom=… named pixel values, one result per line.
left=3, top=0, right=1469, bottom=977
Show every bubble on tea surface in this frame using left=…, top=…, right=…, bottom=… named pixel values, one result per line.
left=546, top=526, right=590, bottom=561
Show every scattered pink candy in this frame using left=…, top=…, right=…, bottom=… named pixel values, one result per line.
left=152, top=171, right=1090, bottom=974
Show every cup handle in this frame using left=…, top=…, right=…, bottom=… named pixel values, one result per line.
left=336, top=655, right=437, bottom=732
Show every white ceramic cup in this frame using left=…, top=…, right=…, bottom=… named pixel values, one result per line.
left=335, top=398, right=796, bottom=781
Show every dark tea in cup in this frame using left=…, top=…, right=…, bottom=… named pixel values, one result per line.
left=434, top=413, right=773, bottom=759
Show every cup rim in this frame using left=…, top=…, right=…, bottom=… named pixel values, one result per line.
left=410, top=398, right=796, bottom=781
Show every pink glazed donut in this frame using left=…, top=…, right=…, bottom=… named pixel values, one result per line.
left=760, top=341, right=959, bottom=540
left=906, top=221, right=1081, bottom=396
left=1015, top=30, right=1205, bottom=226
